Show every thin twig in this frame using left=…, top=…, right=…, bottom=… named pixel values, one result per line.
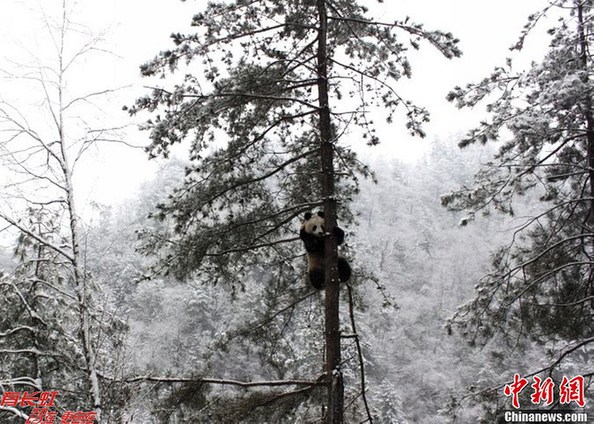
left=346, top=284, right=373, bottom=423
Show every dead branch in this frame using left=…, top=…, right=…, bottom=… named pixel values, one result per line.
left=346, top=284, right=373, bottom=423
left=101, top=374, right=325, bottom=388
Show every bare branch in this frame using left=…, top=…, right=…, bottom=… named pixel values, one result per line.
left=0, top=212, right=74, bottom=263
left=0, top=326, right=36, bottom=338
left=346, top=284, right=373, bottom=423
left=0, top=102, right=65, bottom=168
left=101, top=374, right=325, bottom=388
left=0, top=348, right=60, bottom=356
left=0, top=406, right=28, bottom=420
left=249, top=290, right=317, bottom=333
left=63, top=87, right=127, bottom=111
left=0, top=279, right=47, bottom=325
left=0, top=376, right=41, bottom=389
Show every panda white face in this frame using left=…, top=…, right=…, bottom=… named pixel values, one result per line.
left=304, top=212, right=325, bottom=237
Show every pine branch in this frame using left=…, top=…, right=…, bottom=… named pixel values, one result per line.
left=196, top=148, right=319, bottom=208
left=249, top=290, right=317, bottom=333
left=455, top=338, right=594, bottom=410
left=183, top=91, right=320, bottom=111
left=204, top=237, right=298, bottom=257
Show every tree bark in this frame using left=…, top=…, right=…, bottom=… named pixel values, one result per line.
left=56, top=4, right=102, bottom=417
left=60, top=144, right=102, bottom=421
left=316, top=0, right=344, bottom=422
left=577, top=0, right=594, bottom=310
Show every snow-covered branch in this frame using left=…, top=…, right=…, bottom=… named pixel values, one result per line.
left=103, top=375, right=325, bottom=388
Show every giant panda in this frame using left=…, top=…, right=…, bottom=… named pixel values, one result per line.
left=299, top=211, right=351, bottom=289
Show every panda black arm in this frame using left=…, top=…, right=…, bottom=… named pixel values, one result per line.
left=300, top=228, right=324, bottom=253
left=301, top=226, right=344, bottom=245
left=299, top=227, right=313, bottom=242
left=333, top=226, right=345, bottom=245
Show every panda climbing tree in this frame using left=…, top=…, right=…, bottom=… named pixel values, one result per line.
left=300, top=211, right=352, bottom=290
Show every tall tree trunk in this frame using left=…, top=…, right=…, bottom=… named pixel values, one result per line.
left=56, top=4, right=102, bottom=417
left=316, top=0, right=344, bottom=422
left=60, top=146, right=102, bottom=421
left=577, top=0, right=594, bottom=311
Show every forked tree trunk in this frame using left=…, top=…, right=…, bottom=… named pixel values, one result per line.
left=316, top=0, right=344, bottom=422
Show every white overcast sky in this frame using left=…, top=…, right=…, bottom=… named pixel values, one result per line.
left=0, top=0, right=551, bottom=210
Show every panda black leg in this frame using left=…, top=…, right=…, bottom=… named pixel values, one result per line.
left=309, top=269, right=325, bottom=290
left=338, top=257, right=351, bottom=282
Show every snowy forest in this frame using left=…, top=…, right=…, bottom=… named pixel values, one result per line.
left=0, top=0, right=592, bottom=423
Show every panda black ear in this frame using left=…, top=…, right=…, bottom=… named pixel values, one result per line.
left=317, top=211, right=325, bottom=218
left=304, top=212, right=312, bottom=220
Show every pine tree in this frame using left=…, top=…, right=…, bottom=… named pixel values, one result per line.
left=130, top=1, right=460, bottom=421
left=0, top=209, right=79, bottom=423
left=442, top=0, right=594, bottom=415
